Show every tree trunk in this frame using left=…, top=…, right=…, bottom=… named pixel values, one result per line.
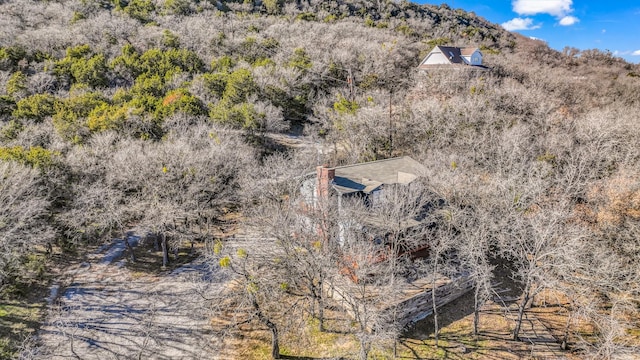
left=272, top=328, right=280, bottom=358
left=561, top=305, right=573, bottom=350
left=432, top=279, right=439, bottom=347
left=513, top=284, right=531, bottom=341
left=265, top=318, right=280, bottom=359
left=473, top=285, right=480, bottom=337
left=432, top=253, right=439, bottom=348
left=358, top=337, right=370, bottom=360
left=317, top=279, right=325, bottom=332
left=161, top=233, right=169, bottom=268
left=124, top=232, right=136, bottom=263
left=254, top=298, right=280, bottom=359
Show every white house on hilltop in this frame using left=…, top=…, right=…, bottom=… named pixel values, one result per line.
left=418, top=46, right=483, bottom=69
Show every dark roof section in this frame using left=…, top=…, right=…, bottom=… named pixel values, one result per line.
left=436, top=46, right=465, bottom=64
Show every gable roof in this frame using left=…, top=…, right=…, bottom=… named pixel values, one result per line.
left=418, top=46, right=481, bottom=68
left=331, top=156, right=425, bottom=195
left=460, top=47, right=479, bottom=56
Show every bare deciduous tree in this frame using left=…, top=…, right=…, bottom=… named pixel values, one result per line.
left=0, top=162, right=54, bottom=290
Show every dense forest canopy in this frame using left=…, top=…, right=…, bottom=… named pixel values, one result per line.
left=0, top=0, right=639, bottom=358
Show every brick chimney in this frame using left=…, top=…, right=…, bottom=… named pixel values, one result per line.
left=316, top=164, right=335, bottom=203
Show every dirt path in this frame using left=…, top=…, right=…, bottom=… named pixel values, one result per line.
left=28, top=238, right=222, bottom=360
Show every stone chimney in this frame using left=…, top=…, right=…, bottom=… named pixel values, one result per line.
left=316, top=164, right=335, bottom=203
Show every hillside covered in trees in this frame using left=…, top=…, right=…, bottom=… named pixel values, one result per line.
left=1, top=0, right=639, bottom=358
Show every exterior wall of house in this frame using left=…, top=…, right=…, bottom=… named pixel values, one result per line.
left=422, top=52, right=451, bottom=65
left=463, top=50, right=483, bottom=65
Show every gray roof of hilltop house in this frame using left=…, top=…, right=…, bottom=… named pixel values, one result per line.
left=331, top=156, right=425, bottom=195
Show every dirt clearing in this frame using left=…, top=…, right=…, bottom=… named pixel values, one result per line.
left=26, top=238, right=221, bottom=359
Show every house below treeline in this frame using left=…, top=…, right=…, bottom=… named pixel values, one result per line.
left=300, top=157, right=472, bottom=327
left=418, top=45, right=483, bottom=69
left=301, top=156, right=428, bottom=247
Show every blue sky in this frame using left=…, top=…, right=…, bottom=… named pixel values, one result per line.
left=415, top=0, right=640, bottom=64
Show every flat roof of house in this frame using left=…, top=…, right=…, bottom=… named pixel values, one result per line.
left=331, top=156, right=425, bottom=195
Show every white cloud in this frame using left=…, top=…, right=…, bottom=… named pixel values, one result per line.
left=512, top=0, right=578, bottom=27
left=501, top=17, right=541, bottom=31
left=632, top=50, right=640, bottom=56
left=513, top=0, right=573, bottom=17
left=559, top=16, right=579, bottom=26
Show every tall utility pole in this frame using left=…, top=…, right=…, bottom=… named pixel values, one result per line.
left=347, top=68, right=355, bottom=101
left=388, top=89, right=393, bottom=157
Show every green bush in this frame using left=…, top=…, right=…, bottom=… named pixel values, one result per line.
left=252, top=57, right=275, bottom=68
left=0, top=45, right=27, bottom=71
left=55, top=45, right=108, bottom=88
left=323, top=14, right=338, bottom=23
left=52, top=92, right=108, bottom=142
left=209, top=101, right=263, bottom=129
left=296, top=12, right=316, bottom=21
left=131, top=73, right=165, bottom=97
left=12, top=94, right=58, bottom=122
left=86, top=103, right=130, bottom=132
left=0, top=146, right=58, bottom=169
left=163, top=0, right=191, bottom=15
left=122, top=0, right=156, bottom=22
left=210, top=55, right=235, bottom=73
left=6, top=71, right=28, bottom=98
left=426, top=37, right=451, bottom=49
left=264, top=85, right=307, bottom=122
left=110, top=44, right=140, bottom=77
left=395, top=23, right=415, bottom=36
left=71, top=11, right=86, bottom=24
left=155, top=88, right=205, bottom=118
left=138, top=48, right=204, bottom=80
left=126, top=93, right=161, bottom=114
left=359, top=73, right=379, bottom=90
left=222, top=68, right=256, bottom=104
left=1, top=120, right=24, bottom=140
left=263, top=0, right=283, bottom=14
left=111, top=46, right=204, bottom=81
left=72, top=54, right=108, bottom=87
left=333, top=94, right=359, bottom=115
left=206, top=67, right=260, bottom=128
left=162, top=29, right=181, bottom=49
left=0, top=95, right=16, bottom=116
left=364, top=16, right=375, bottom=27
left=202, top=72, right=229, bottom=98
left=287, top=48, right=312, bottom=70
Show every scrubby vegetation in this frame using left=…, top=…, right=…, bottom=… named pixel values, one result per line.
left=1, top=0, right=639, bottom=358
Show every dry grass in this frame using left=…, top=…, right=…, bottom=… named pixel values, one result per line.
left=218, top=286, right=595, bottom=359
left=0, top=299, right=45, bottom=358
